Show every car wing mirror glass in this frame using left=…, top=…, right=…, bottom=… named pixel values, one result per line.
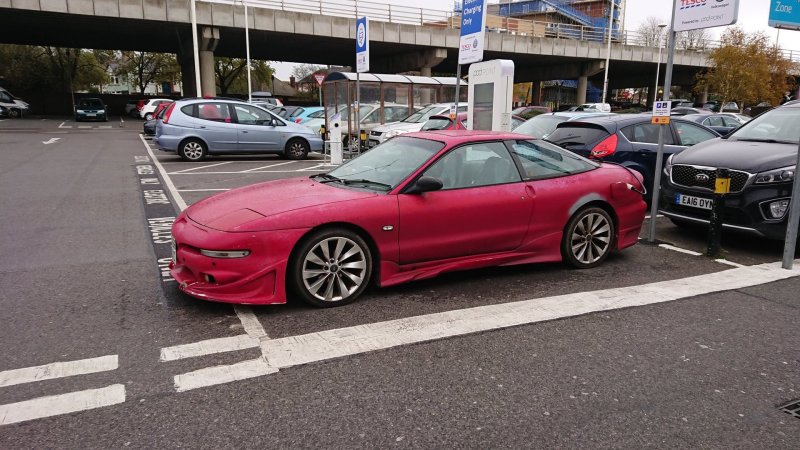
left=406, top=176, right=443, bottom=195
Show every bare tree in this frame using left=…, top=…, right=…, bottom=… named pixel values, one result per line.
left=635, top=16, right=667, bottom=47
left=677, top=28, right=711, bottom=50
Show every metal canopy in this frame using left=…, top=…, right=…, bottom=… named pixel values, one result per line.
left=323, top=72, right=464, bottom=85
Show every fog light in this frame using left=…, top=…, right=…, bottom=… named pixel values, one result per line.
left=769, top=199, right=790, bottom=219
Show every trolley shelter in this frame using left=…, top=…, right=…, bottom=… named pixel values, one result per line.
left=321, top=72, right=468, bottom=146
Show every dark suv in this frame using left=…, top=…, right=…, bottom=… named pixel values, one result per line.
left=75, top=98, right=108, bottom=122
left=660, top=102, right=800, bottom=239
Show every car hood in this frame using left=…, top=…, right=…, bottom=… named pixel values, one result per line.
left=672, top=138, right=798, bottom=173
left=371, top=122, right=423, bottom=134
left=185, top=177, right=377, bottom=231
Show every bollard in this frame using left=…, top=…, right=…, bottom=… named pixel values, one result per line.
left=319, top=124, right=327, bottom=141
left=360, top=129, right=368, bottom=153
left=706, top=168, right=730, bottom=257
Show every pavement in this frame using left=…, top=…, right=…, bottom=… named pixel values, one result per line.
left=0, top=116, right=798, bottom=448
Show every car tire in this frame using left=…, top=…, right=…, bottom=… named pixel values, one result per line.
left=285, top=138, right=309, bottom=160
left=144, top=113, right=154, bottom=121
left=9, top=108, right=20, bottom=118
left=290, top=228, right=373, bottom=308
left=178, top=138, right=207, bottom=162
left=562, top=206, right=615, bottom=269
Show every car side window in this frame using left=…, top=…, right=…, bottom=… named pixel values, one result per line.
left=0, top=92, right=11, bottom=102
left=510, top=140, right=596, bottom=180
left=722, top=116, right=740, bottom=127
left=621, top=123, right=674, bottom=145
left=181, top=105, right=196, bottom=117
left=309, top=110, right=324, bottom=118
left=233, top=104, right=273, bottom=125
left=423, top=142, right=521, bottom=190
left=704, top=116, right=724, bottom=127
left=674, top=121, right=717, bottom=146
left=197, top=103, right=232, bottom=123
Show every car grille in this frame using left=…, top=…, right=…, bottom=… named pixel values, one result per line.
left=370, top=130, right=382, bottom=137
left=670, top=165, right=751, bottom=193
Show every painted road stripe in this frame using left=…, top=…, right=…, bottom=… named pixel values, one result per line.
left=261, top=261, right=800, bottom=370
left=174, top=358, right=277, bottom=392
left=234, top=305, right=269, bottom=339
left=239, top=161, right=296, bottom=173
left=139, top=134, right=187, bottom=211
left=0, top=355, right=118, bottom=388
left=0, top=384, right=126, bottom=426
left=715, top=258, right=746, bottom=268
left=176, top=189, right=231, bottom=192
left=167, top=170, right=325, bottom=175
left=161, top=335, right=259, bottom=362
left=658, top=243, right=703, bottom=256
left=296, top=163, right=329, bottom=172
left=170, top=161, right=233, bottom=174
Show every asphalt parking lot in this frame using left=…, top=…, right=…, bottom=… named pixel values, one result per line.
left=1, top=117, right=799, bottom=448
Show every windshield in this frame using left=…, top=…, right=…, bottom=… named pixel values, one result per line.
left=324, top=137, right=444, bottom=190
left=78, top=99, right=103, bottom=108
left=401, top=105, right=443, bottom=123
left=514, top=115, right=568, bottom=139
left=727, top=107, right=800, bottom=143
left=421, top=118, right=452, bottom=131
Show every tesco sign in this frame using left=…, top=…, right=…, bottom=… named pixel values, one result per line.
left=673, top=0, right=739, bottom=32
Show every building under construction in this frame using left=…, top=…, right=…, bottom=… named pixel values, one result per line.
left=489, top=0, right=624, bottom=33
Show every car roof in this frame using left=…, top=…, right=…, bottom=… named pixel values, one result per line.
left=410, top=130, right=533, bottom=143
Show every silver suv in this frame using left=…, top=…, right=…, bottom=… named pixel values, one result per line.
left=155, top=99, right=323, bottom=161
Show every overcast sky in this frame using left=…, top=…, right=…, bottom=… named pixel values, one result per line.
left=272, top=0, right=799, bottom=78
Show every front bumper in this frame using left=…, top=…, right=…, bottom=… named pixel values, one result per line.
left=659, top=179, right=794, bottom=240
left=306, top=135, right=324, bottom=152
left=76, top=112, right=107, bottom=121
left=169, top=214, right=309, bottom=305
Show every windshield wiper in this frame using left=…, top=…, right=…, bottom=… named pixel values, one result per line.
left=733, top=138, right=794, bottom=144
left=339, top=178, right=392, bottom=190
left=311, top=173, right=343, bottom=183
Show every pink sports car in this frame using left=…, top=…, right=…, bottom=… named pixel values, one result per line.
left=170, top=131, right=646, bottom=307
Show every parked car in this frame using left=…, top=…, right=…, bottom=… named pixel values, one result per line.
left=125, top=99, right=141, bottom=117
left=660, top=101, right=800, bottom=239
left=419, top=112, right=468, bottom=131
left=278, top=106, right=303, bottom=119
left=701, top=101, right=718, bottom=111
left=0, top=105, right=8, bottom=118
left=709, top=102, right=739, bottom=113
left=289, top=106, right=324, bottom=124
left=250, top=92, right=283, bottom=106
left=511, top=105, right=552, bottom=119
left=719, top=112, right=751, bottom=124
left=545, top=115, right=720, bottom=201
left=143, top=101, right=172, bottom=136
left=514, top=112, right=616, bottom=140
left=576, top=103, right=612, bottom=113
left=671, top=107, right=710, bottom=116
left=74, top=98, right=108, bottom=122
left=0, top=86, right=29, bottom=118
left=744, top=102, right=771, bottom=117
left=169, top=131, right=646, bottom=307
left=680, top=113, right=742, bottom=136
left=139, top=98, right=173, bottom=120
left=306, top=103, right=415, bottom=148
left=154, top=99, right=323, bottom=161
left=368, top=103, right=467, bottom=147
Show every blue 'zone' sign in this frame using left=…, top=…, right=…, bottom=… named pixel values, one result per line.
left=769, top=0, right=800, bottom=30
left=460, top=0, right=485, bottom=36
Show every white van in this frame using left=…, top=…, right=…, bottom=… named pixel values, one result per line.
left=0, top=87, right=30, bottom=118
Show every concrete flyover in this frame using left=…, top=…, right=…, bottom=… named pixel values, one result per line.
left=0, top=0, right=711, bottom=99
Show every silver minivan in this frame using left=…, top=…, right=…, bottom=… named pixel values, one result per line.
left=154, top=99, right=324, bottom=161
left=0, top=87, right=29, bottom=118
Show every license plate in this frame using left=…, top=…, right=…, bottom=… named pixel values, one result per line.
left=86, top=113, right=96, bottom=116
left=676, top=193, right=712, bottom=210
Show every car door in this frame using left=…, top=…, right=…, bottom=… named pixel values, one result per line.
left=232, top=103, right=280, bottom=152
left=397, top=141, right=533, bottom=264
left=672, top=120, right=719, bottom=147
left=194, top=102, right=238, bottom=152
left=618, top=122, right=683, bottom=182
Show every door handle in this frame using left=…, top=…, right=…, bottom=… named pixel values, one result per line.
left=199, top=126, right=206, bottom=129
left=242, top=131, right=248, bottom=133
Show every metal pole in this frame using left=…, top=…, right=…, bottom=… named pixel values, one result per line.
left=356, top=72, right=360, bottom=153
left=243, top=0, right=252, bottom=102
left=646, top=2, right=677, bottom=243
left=654, top=46, right=662, bottom=103
left=190, top=0, right=202, bottom=97
left=601, top=0, right=615, bottom=104
left=453, top=64, right=462, bottom=123
left=782, top=140, right=800, bottom=269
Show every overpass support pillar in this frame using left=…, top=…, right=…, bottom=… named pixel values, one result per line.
left=199, top=27, right=220, bottom=97
left=577, top=76, right=588, bottom=105
left=531, top=81, right=542, bottom=105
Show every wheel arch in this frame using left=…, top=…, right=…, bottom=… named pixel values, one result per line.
left=564, top=199, right=620, bottom=249
left=178, top=135, right=210, bottom=152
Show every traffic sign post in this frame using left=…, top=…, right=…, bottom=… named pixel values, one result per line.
left=314, top=73, right=325, bottom=107
left=355, top=16, right=369, bottom=151
left=454, top=0, right=487, bottom=122
left=647, top=100, right=672, bottom=243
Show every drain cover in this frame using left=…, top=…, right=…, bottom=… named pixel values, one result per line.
left=778, top=399, right=800, bottom=419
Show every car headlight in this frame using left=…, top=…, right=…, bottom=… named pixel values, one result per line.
left=385, top=129, right=407, bottom=138
left=755, top=166, right=795, bottom=184
left=663, top=154, right=674, bottom=176
left=98, top=109, right=105, bottom=114
left=199, top=249, right=251, bottom=258
left=76, top=109, right=85, bottom=113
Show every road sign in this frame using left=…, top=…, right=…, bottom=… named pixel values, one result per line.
left=651, top=116, right=671, bottom=124
left=673, top=0, right=739, bottom=32
left=651, top=100, right=671, bottom=124
left=355, top=16, right=369, bottom=73
left=458, top=0, right=487, bottom=65
left=769, top=0, right=800, bottom=30
left=314, top=74, right=325, bottom=86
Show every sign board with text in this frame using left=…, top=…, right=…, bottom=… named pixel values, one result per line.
left=651, top=101, right=671, bottom=124
left=769, top=0, right=800, bottom=30
left=458, top=0, right=487, bottom=65
left=355, top=17, right=369, bottom=73
left=314, top=74, right=326, bottom=86
left=673, top=0, right=739, bottom=32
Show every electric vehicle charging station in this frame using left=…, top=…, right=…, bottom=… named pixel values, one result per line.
left=467, top=59, right=515, bottom=132
left=329, top=113, right=343, bottom=165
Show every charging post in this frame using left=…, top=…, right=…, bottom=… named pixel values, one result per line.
left=706, top=168, right=730, bottom=257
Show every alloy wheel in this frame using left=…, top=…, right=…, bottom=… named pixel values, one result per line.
left=301, top=237, right=367, bottom=302
left=182, top=142, right=204, bottom=160
left=570, top=212, right=611, bottom=265
left=288, top=141, right=306, bottom=158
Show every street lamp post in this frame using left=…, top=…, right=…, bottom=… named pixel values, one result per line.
left=653, top=24, right=667, bottom=104
left=242, top=0, right=252, bottom=102
left=601, top=0, right=616, bottom=104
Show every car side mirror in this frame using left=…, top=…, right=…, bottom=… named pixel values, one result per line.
left=405, top=176, right=443, bottom=195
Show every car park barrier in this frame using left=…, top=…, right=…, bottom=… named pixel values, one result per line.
left=706, top=168, right=731, bottom=258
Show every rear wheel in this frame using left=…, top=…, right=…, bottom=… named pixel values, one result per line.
left=562, top=207, right=615, bottom=269
left=178, top=139, right=207, bottom=162
left=9, top=108, right=20, bottom=118
left=285, top=138, right=309, bottom=160
left=290, top=229, right=372, bottom=308
left=144, top=112, right=154, bottom=121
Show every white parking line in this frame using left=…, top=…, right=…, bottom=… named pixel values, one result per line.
left=170, top=161, right=233, bottom=174
left=176, top=189, right=231, bottom=192
left=167, top=170, right=321, bottom=175
left=239, top=161, right=296, bottom=173
left=139, top=134, right=187, bottom=211
left=160, top=335, right=259, bottom=362
left=260, top=260, right=800, bottom=370
left=658, top=243, right=703, bottom=256
left=0, top=355, right=118, bottom=388
left=0, top=384, right=126, bottom=426
left=234, top=305, right=269, bottom=339
left=296, top=163, right=329, bottom=172
left=173, top=359, right=276, bottom=392
left=715, top=259, right=746, bottom=268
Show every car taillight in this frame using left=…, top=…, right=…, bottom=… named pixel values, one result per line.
left=162, top=103, right=176, bottom=124
left=295, top=118, right=302, bottom=123
left=137, top=100, right=145, bottom=110
left=590, top=134, right=618, bottom=159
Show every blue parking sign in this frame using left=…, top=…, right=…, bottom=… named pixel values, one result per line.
left=459, top=0, right=487, bottom=64
left=769, top=0, right=800, bottom=30
left=356, top=16, right=369, bottom=73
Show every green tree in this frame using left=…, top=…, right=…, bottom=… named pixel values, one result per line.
left=117, top=51, right=179, bottom=94
left=215, top=57, right=274, bottom=95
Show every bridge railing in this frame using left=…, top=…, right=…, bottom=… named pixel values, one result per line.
left=204, top=0, right=800, bottom=62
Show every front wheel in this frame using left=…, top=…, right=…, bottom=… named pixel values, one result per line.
left=562, top=207, right=615, bottom=269
left=9, top=108, right=21, bottom=118
left=290, top=229, right=373, bottom=307
left=178, top=139, right=207, bottom=162
left=144, top=112, right=154, bottom=121
left=285, top=138, right=309, bottom=160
